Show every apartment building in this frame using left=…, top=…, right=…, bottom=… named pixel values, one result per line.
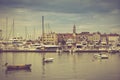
left=43, top=32, right=58, bottom=45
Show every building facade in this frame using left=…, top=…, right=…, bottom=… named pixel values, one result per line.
left=42, top=32, right=58, bottom=45
left=100, top=34, right=108, bottom=45
left=107, top=34, right=119, bottom=45
left=92, top=32, right=101, bottom=45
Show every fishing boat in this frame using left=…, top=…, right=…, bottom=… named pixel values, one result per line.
left=5, top=63, right=31, bottom=70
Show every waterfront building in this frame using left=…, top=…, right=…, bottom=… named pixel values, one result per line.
left=87, top=34, right=94, bottom=49
left=92, top=32, right=101, bottom=45
left=57, top=33, right=75, bottom=51
left=87, top=33, right=94, bottom=44
left=99, top=34, right=108, bottom=50
left=76, top=32, right=90, bottom=50
left=100, top=34, right=108, bottom=45
left=43, top=32, right=58, bottom=45
left=76, top=32, right=89, bottom=44
left=107, top=33, right=119, bottom=45
left=57, top=33, right=73, bottom=44
left=76, top=34, right=81, bottom=44
left=66, top=38, right=74, bottom=44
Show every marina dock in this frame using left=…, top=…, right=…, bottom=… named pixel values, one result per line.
left=0, top=49, right=119, bottom=53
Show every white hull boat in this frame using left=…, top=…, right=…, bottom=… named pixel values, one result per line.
left=94, top=54, right=108, bottom=59
left=43, top=58, right=54, bottom=62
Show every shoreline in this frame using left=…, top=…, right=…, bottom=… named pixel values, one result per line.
left=0, top=49, right=119, bottom=53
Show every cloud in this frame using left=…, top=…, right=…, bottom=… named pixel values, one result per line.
left=0, top=0, right=120, bottom=39
left=0, top=0, right=120, bottom=14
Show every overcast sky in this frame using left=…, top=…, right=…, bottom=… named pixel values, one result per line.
left=0, top=0, right=120, bottom=39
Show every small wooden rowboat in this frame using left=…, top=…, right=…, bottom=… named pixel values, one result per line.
left=6, top=64, right=31, bottom=70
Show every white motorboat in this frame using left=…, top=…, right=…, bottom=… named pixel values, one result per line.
left=43, top=58, right=54, bottom=62
left=94, top=53, right=108, bottom=59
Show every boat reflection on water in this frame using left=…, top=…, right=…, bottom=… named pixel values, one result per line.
left=5, top=69, right=31, bottom=75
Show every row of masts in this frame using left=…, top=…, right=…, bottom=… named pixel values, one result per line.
left=1, top=17, right=36, bottom=40
left=5, top=17, right=15, bottom=40
left=1, top=17, right=15, bottom=40
left=2, top=16, right=46, bottom=72
left=0, top=16, right=47, bottom=41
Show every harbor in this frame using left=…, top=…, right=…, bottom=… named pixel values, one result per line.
left=0, top=16, right=120, bottom=54
left=0, top=13, right=119, bottom=54
left=0, top=0, right=120, bottom=80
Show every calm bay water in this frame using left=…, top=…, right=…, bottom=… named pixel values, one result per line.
left=0, top=52, right=120, bottom=80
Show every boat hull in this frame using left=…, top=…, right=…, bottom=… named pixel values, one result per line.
left=6, top=64, right=31, bottom=70
left=43, top=58, right=54, bottom=62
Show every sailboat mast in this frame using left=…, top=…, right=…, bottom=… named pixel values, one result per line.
left=42, top=16, right=44, bottom=44
left=25, top=26, right=27, bottom=40
left=34, top=27, right=35, bottom=40
left=12, top=19, right=14, bottom=38
left=6, top=17, right=8, bottom=40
